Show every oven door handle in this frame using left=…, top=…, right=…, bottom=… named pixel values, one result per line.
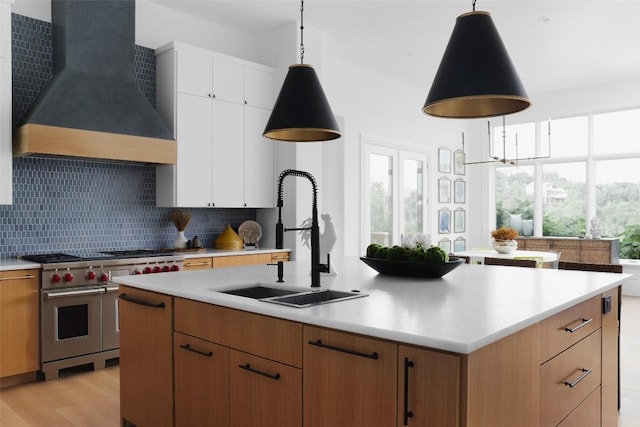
left=43, top=287, right=105, bottom=299
left=104, top=285, right=120, bottom=293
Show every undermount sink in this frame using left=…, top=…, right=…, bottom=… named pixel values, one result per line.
left=219, top=285, right=301, bottom=299
left=263, top=289, right=366, bottom=308
left=217, top=285, right=367, bottom=308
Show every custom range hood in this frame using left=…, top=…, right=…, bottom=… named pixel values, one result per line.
left=13, top=0, right=176, bottom=164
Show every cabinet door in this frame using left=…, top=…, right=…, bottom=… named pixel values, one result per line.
left=174, top=332, right=229, bottom=427
left=0, top=270, right=39, bottom=378
left=580, top=240, right=611, bottom=264
left=176, top=92, right=214, bottom=207
left=211, top=100, right=244, bottom=207
left=303, top=326, right=397, bottom=427
left=398, top=345, right=460, bottom=427
left=230, top=349, right=302, bottom=427
left=601, top=288, right=620, bottom=427
left=244, top=106, right=274, bottom=207
left=212, top=57, right=244, bottom=104
left=244, top=67, right=274, bottom=109
left=177, top=49, right=213, bottom=97
left=119, top=287, right=173, bottom=427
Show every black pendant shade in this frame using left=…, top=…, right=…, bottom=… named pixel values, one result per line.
left=423, top=11, right=531, bottom=118
left=263, top=64, right=341, bottom=142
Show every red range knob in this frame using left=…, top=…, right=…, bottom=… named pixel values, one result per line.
left=153, top=266, right=162, bottom=273
left=171, top=264, right=181, bottom=272
left=51, top=273, right=62, bottom=283
left=143, top=266, right=152, bottom=274
left=162, top=265, right=171, bottom=272
left=86, top=271, right=97, bottom=280
left=98, top=273, right=109, bottom=283
left=132, top=269, right=142, bottom=275
left=63, top=272, right=74, bottom=282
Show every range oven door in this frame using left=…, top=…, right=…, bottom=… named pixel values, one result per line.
left=102, top=284, right=120, bottom=351
left=41, top=287, right=103, bottom=363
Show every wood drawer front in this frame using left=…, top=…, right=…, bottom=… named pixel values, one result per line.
left=271, top=252, right=290, bottom=262
left=540, top=296, right=601, bottom=363
left=556, top=386, right=601, bottom=427
left=212, top=253, right=272, bottom=268
left=183, top=257, right=213, bottom=270
left=230, top=349, right=302, bottom=427
left=174, top=332, right=230, bottom=427
left=540, top=330, right=602, bottom=427
left=174, top=298, right=302, bottom=367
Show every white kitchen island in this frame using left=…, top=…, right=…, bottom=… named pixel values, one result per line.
left=114, top=257, right=628, bottom=427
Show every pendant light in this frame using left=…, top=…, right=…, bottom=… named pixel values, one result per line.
left=263, top=0, right=341, bottom=142
left=423, top=0, right=531, bottom=119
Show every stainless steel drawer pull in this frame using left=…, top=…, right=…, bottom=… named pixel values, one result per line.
left=564, top=368, right=592, bottom=388
left=564, top=318, right=593, bottom=333
left=44, top=288, right=104, bottom=299
left=0, top=274, right=36, bottom=281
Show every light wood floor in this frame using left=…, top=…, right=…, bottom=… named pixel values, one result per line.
left=1, top=297, right=639, bottom=427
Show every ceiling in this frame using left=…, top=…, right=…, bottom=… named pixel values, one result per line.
left=150, top=0, right=640, bottom=97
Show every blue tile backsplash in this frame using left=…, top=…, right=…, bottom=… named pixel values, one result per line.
left=0, top=14, right=256, bottom=259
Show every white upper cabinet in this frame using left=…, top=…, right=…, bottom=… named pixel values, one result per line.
left=0, top=0, right=13, bottom=205
left=155, top=42, right=275, bottom=208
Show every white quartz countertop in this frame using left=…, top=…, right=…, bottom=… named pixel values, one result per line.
left=180, top=248, right=289, bottom=259
left=112, top=257, right=629, bottom=354
left=0, top=258, right=40, bottom=271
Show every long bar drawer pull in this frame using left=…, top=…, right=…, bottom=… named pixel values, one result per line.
left=0, top=274, right=36, bottom=281
left=238, top=363, right=281, bottom=380
left=403, top=358, right=415, bottom=425
left=308, top=339, right=379, bottom=360
left=118, top=293, right=165, bottom=308
left=564, top=368, right=592, bottom=388
left=564, top=318, right=593, bottom=333
left=184, top=261, right=210, bottom=267
left=180, top=344, right=213, bottom=358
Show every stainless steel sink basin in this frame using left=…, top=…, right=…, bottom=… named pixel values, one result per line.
left=217, top=285, right=367, bottom=307
left=218, top=285, right=301, bottom=299
left=263, top=289, right=366, bottom=308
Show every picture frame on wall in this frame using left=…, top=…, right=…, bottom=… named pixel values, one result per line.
left=438, top=177, right=451, bottom=203
left=438, top=207, right=451, bottom=234
left=454, top=150, right=465, bottom=175
left=438, top=238, right=451, bottom=254
left=454, top=179, right=466, bottom=204
left=438, top=147, right=451, bottom=173
left=454, top=208, right=466, bottom=233
left=454, top=237, right=466, bottom=252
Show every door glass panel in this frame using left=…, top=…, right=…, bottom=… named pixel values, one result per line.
left=370, top=153, right=393, bottom=246
left=403, top=158, right=424, bottom=235
left=57, top=304, right=89, bottom=339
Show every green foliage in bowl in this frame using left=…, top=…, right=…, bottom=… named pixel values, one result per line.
left=365, top=243, right=449, bottom=264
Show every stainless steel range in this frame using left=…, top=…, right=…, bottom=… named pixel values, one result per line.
left=22, top=250, right=183, bottom=380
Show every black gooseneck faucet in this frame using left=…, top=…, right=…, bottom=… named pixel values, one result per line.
left=275, top=169, right=330, bottom=287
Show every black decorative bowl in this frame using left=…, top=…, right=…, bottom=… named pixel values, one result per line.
left=360, top=256, right=465, bottom=278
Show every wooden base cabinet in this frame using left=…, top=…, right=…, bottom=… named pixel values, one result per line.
left=120, top=287, right=620, bottom=427
left=0, top=269, right=39, bottom=382
left=230, top=349, right=302, bottom=427
left=119, top=286, right=173, bottom=427
left=174, top=332, right=229, bottom=427
left=303, top=326, right=398, bottom=427
left=398, top=345, right=461, bottom=427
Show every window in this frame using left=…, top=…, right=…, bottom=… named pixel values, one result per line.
left=493, top=108, right=640, bottom=242
left=362, top=140, right=428, bottom=250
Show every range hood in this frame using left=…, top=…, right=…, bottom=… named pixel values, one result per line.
left=13, top=0, right=176, bottom=165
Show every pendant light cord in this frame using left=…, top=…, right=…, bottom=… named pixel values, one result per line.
left=472, top=0, right=476, bottom=11
left=299, top=0, right=305, bottom=64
